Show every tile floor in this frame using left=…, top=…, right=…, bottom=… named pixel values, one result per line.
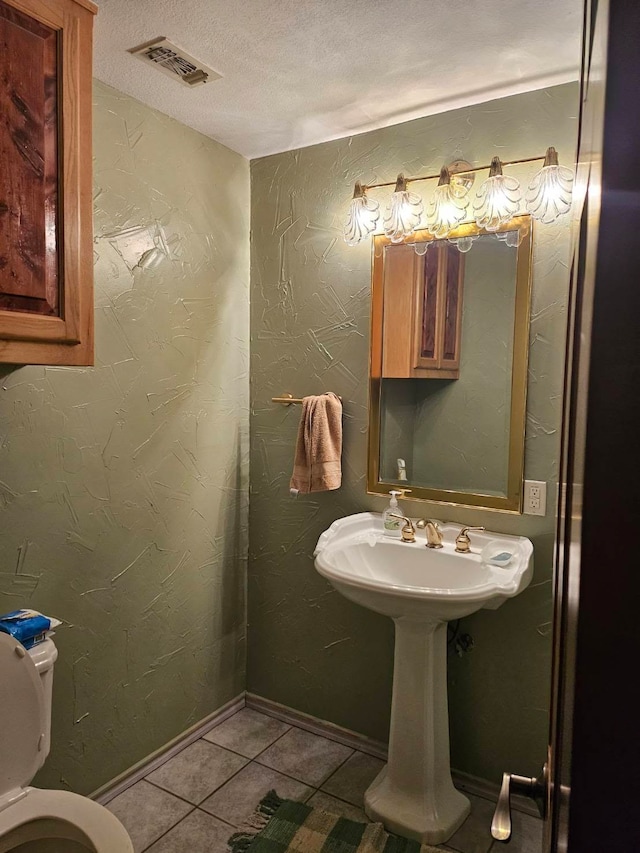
left=107, top=707, right=542, bottom=853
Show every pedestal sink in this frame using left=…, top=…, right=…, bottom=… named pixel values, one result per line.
left=314, top=512, right=533, bottom=845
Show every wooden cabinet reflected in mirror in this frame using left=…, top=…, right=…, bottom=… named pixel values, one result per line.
left=0, top=0, right=96, bottom=365
left=382, top=241, right=464, bottom=379
left=369, top=217, right=533, bottom=512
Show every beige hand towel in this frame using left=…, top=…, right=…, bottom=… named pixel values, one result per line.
left=290, top=393, right=342, bottom=494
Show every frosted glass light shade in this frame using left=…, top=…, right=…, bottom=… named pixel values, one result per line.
left=495, top=220, right=529, bottom=247
left=526, top=147, right=574, bottom=223
left=343, top=182, right=380, bottom=246
left=449, top=235, right=477, bottom=253
left=384, top=174, right=423, bottom=243
left=474, top=157, right=521, bottom=231
left=426, top=167, right=469, bottom=238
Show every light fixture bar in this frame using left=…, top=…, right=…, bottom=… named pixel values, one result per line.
left=360, top=155, right=546, bottom=191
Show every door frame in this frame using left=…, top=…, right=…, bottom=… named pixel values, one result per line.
left=548, top=0, right=640, bottom=849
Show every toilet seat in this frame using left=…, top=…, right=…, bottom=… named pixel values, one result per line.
left=0, top=788, right=133, bottom=853
left=0, top=634, right=132, bottom=852
left=0, top=634, right=47, bottom=798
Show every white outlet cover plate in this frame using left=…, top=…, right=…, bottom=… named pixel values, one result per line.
left=524, top=480, right=547, bottom=516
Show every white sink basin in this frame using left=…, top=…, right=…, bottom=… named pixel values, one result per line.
left=314, top=512, right=533, bottom=621
left=313, top=511, right=534, bottom=846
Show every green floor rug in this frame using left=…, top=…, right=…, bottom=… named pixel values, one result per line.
left=228, top=791, right=442, bottom=853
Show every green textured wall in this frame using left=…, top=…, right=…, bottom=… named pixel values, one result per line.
left=0, top=82, right=250, bottom=794
left=248, top=83, right=578, bottom=783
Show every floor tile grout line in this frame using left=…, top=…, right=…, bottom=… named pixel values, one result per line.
left=202, top=717, right=293, bottom=761
left=250, top=722, right=359, bottom=790
left=139, top=803, right=196, bottom=853
left=247, top=720, right=294, bottom=759
left=135, top=727, right=251, bottom=792
left=141, top=713, right=364, bottom=814
left=144, top=769, right=252, bottom=815
left=106, top=701, right=248, bottom=803
left=250, top=719, right=355, bottom=765
left=143, top=734, right=323, bottom=823
left=318, top=750, right=382, bottom=800
left=246, top=700, right=388, bottom=760
left=140, top=805, right=248, bottom=853
left=137, top=791, right=244, bottom=853
left=199, top=755, right=322, bottom=823
left=197, top=757, right=275, bottom=815
left=312, top=787, right=370, bottom=813
left=207, top=754, right=321, bottom=815
left=193, top=806, right=238, bottom=830
left=314, top=747, right=358, bottom=790
left=252, top=751, right=353, bottom=790
left=144, top=777, right=206, bottom=809
left=143, top=734, right=254, bottom=809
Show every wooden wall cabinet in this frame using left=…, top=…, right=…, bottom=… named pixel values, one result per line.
left=381, top=241, right=464, bottom=379
left=0, top=0, right=96, bottom=365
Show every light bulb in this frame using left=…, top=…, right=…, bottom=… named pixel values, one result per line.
left=384, top=174, right=423, bottom=243
left=474, top=157, right=521, bottom=231
left=426, top=167, right=469, bottom=238
left=526, top=147, right=574, bottom=223
left=343, top=181, right=380, bottom=246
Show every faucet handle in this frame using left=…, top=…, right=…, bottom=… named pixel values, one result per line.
left=455, top=526, right=485, bottom=553
left=388, top=513, right=416, bottom=543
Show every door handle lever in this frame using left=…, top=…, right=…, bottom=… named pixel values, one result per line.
left=491, top=766, right=547, bottom=842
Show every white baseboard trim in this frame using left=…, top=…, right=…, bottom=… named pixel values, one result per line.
left=245, top=693, right=388, bottom=761
left=92, top=693, right=245, bottom=805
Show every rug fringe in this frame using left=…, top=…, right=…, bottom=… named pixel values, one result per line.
left=228, top=790, right=285, bottom=853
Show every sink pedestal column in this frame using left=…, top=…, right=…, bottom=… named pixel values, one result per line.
left=364, top=617, right=470, bottom=845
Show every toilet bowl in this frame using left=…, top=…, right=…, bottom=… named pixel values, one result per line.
left=0, top=633, right=133, bottom=853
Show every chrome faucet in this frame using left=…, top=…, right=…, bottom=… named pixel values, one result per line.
left=416, top=519, right=443, bottom=549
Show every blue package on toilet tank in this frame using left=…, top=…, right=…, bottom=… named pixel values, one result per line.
left=0, top=609, right=61, bottom=649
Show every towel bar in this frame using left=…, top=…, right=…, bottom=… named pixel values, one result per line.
left=271, top=393, right=342, bottom=405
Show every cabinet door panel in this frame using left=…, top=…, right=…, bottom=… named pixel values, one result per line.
left=0, top=0, right=95, bottom=365
left=440, top=244, right=464, bottom=368
left=416, top=247, right=439, bottom=365
left=0, top=0, right=60, bottom=316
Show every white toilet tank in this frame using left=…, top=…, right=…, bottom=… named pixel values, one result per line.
left=26, top=639, right=58, bottom=765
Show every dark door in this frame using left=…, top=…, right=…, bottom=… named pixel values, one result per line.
left=493, top=1, right=640, bottom=849
left=550, top=0, right=640, bottom=848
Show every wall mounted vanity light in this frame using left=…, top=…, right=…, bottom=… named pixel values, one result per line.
left=343, top=147, right=575, bottom=247
left=425, top=167, right=469, bottom=238
left=525, top=146, right=574, bottom=223
left=473, top=157, right=521, bottom=232
left=383, top=174, right=424, bottom=243
left=344, top=181, right=380, bottom=247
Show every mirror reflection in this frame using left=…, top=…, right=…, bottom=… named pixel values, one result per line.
left=370, top=217, right=532, bottom=511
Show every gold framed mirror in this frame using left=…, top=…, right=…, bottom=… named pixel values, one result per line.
left=368, top=215, right=533, bottom=512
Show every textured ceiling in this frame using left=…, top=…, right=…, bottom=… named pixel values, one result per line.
left=93, top=0, right=582, bottom=159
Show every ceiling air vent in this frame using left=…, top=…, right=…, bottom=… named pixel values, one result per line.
left=128, top=38, right=222, bottom=87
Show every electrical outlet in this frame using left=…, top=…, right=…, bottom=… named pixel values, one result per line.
left=524, top=480, right=547, bottom=516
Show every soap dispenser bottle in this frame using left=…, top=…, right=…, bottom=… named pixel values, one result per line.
left=383, top=490, right=404, bottom=538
